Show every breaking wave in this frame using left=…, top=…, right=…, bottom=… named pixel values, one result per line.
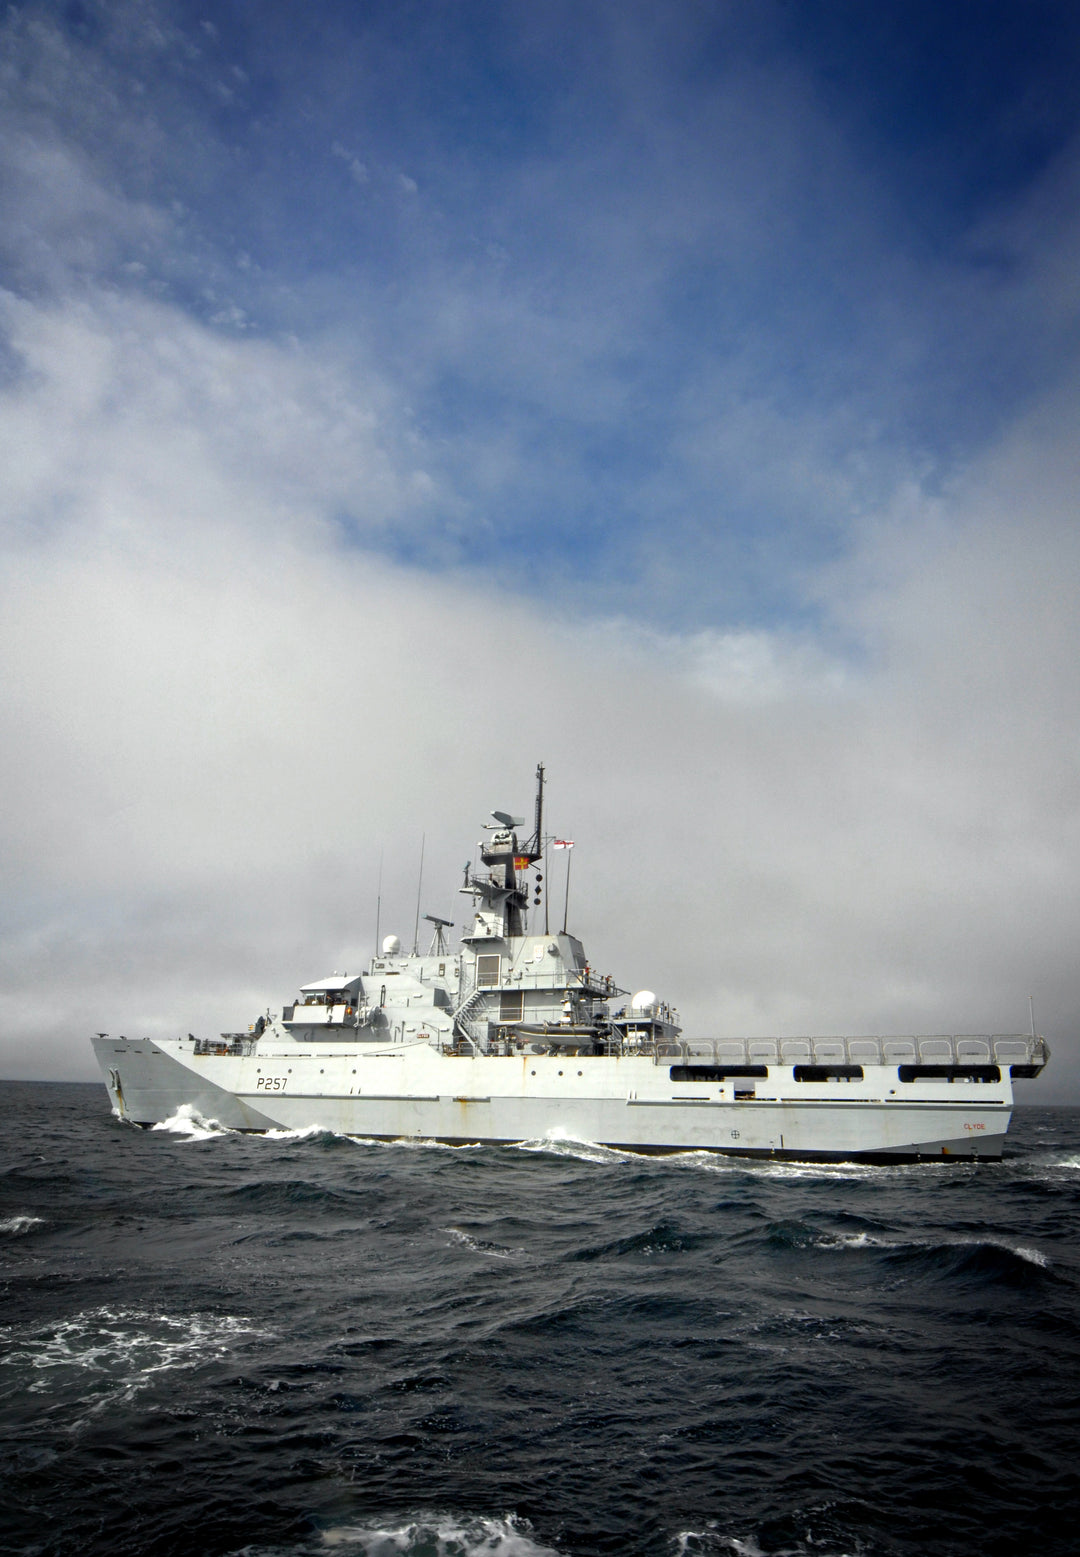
left=818, top=1230, right=1050, bottom=1268
left=318, top=1515, right=562, bottom=1556
left=0, top=1214, right=45, bottom=1237
left=150, top=1103, right=233, bottom=1139
left=263, top=1125, right=342, bottom=1142
left=233, top=1515, right=563, bottom=1557
left=512, top=1131, right=637, bottom=1164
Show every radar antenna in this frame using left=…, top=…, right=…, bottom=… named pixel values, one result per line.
left=492, top=809, right=525, bottom=828
left=424, top=913, right=455, bottom=955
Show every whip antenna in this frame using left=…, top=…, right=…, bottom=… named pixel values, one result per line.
left=412, top=834, right=425, bottom=955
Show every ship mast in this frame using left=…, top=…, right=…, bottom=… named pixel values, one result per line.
left=461, top=764, right=546, bottom=940
left=525, top=762, right=545, bottom=863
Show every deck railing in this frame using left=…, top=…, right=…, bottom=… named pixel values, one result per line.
left=653, top=1034, right=1049, bottom=1068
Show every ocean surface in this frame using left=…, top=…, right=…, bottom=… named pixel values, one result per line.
left=1, top=1084, right=1078, bottom=1557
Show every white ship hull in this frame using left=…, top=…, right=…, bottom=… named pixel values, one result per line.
left=94, top=1034, right=1020, bottom=1161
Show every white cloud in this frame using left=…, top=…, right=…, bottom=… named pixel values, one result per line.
left=577, top=619, right=851, bottom=706
left=1, top=284, right=1078, bottom=1101
left=0, top=287, right=432, bottom=553
left=331, top=141, right=369, bottom=185
left=0, top=131, right=172, bottom=295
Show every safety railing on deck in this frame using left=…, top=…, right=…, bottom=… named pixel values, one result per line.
left=653, top=1035, right=1049, bottom=1068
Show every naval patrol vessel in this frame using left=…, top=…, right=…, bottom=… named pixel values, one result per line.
left=93, top=767, right=1049, bottom=1161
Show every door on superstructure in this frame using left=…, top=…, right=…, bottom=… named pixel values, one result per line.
left=476, top=953, right=501, bottom=988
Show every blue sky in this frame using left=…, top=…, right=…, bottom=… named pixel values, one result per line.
left=9, top=0, right=1080, bottom=625
left=3, top=0, right=1080, bottom=1089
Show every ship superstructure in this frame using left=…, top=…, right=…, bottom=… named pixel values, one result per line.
left=93, top=768, right=1049, bottom=1161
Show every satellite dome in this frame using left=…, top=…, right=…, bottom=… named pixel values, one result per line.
left=381, top=934, right=401, bottom=955
left=630, top=989, right=657, bottom=1012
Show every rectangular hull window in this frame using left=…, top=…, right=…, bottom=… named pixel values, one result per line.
left=793, top=1065, right=864, bottom=1082
left=897, top=1065, right=1001, bottom=1083
left=500, top=991, right=524, bottom=1022
left=670, top=1065, right=768, bottom=1082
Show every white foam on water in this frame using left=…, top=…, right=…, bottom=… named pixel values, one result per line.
left=674, top=1536, right=766, bottom=1557
left=820, top=1231, right=907, bottom=1252
left=0, top=1306, right=270, bottom=1414
left=227, top=1129, right=487, bottom=1153
left=944, top=1235, right=1050, bottom=1269
left=674, top=1529, right=865, bottom=1557
left=317, top=1515, right=563, bottom=1556
left=1030, top=1152, right=1080, bottom=1172
left=1011, top=1244, right=1051, bottom=1266
left=819, top=1230, right=1050, bottom=1267
left=258, top=1126, right=477, bottom=1150
left=0, top=1214, right=45, bottom=1237
left=151, top=1104, right=234, bottom=1139
left=444, top=1228, right=527, bottom=1260
left=379, top=1136, right=483, bottom=1152
left=677, top=1152, right=939, bottom=1182
left=513, top=1129, right=636, bottom=1165
left=262, top=1125, right=337, bottom=1141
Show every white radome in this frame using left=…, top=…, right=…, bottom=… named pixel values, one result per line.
left=381, top=934, right=401, bottom=955
left=630, top=990, right=658, bottom=1012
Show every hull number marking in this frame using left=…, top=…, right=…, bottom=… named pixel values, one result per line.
left=255, top=1076, right=289, bottom=1091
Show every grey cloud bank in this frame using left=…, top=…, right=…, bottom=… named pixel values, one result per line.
left=1, top=1, right=1078, bottom=1099
left=1, top=285, right=1077, bottom=1097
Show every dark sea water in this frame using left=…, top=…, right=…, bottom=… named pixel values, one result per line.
left=1, top=1084, right=1078, bottom=1557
